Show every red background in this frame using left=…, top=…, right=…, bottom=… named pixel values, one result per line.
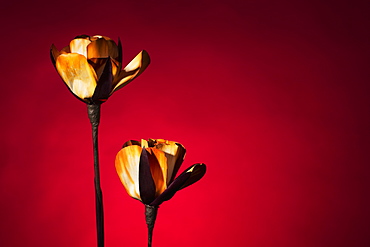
left=1, top=0, right=369, bottom=246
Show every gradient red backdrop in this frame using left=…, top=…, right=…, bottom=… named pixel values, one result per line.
left=1, top=0, right=369, bottom=246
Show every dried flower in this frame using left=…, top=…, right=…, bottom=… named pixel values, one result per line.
left=115, top=139, right=206, bottom=206
left=50, top=35, right=150, bottom=104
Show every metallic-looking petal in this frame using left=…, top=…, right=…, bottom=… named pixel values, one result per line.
left=179, top=163, right=207, bottom=190
left=111, top=58, right=120, bottom=78
left=61, top=45, right=70, bottom=54
left=92, top=35, right=111, bottom=41
left=111, top=50, right=150, bottom=92
left=92, top=57, right=113, bottom=102
left=87, top=58, right=108, bottom=78
left=150, top=163, right=206, bottom=206
left=141, top=139, right=149, bottom=148
left=148, top=148, right=168, bottom=196
left=70, top=38, right=91, bottom=58
left=89, top=57, right=120, bottom=80
left=153, top=140, right=186, bottom=185
left=117, top=38, right=123, bottom=64
left=50, top=44, right=60, bottom=66
left=139, top=149, right=156, bottom=204
left=122, top=140, right=141, bottom=148
left=56, top=53, right=97, bottom=100
left=115, top=145, right=142, bottom=201
left=87, top=38, right=119, bottom=60
left=169, top=143, right=186, bottom=184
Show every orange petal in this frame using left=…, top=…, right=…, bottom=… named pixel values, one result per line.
left=87, top=58, right=108, bottom=79
left=111, top=58, right=120, bottom=78
left=70, top=38, right=91, bottom=58
left=50, top=44, right=60, bottom=66
left=141, top=139, right=149, bottom=148
left=92, top=35, right=111, bottom=41
left=56, top=53, right=97, bottom=99
left=111, top=50, right=150, bottom=92
left=115, top=145, right=142, bottom=200
left=87, top=38, right=119, bottom=60
left=153, top=140, right=185, bottom=185
left=147, top=148, right=168, bottom=196
left=61, top=45, right=70, bottom=54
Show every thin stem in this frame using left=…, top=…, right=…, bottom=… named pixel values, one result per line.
left=145, top=205, right=158, bottom=247
left=87, top=104, right=104, bottom=247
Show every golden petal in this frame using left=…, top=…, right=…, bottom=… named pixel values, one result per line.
left=87, top=58, right=107, bottom=79
left=70, top=38, right=91, bottom=58
left=87, top=38, right=119, bottom=61
left=141, top=139, right=149, bottom=148
left=153, top=140, right=186, bottom=185
left=111, top=58, right=120, bottom=77
left=92, top=35, right=111, bottom=41
left=56, top=53, right=97, bottom=99
left=61, top=45, right=70, bottom=54
left=148, top=148, right=168, bottom=196
left=111, top=50, right=150, bottom=92
left=115, top=145, right=142, bottom=200
left=50, top=44, right=60, bottom=66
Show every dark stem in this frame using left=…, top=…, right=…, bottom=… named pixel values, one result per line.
left=87, top=104, right=104, bottom=247
left=145, top=205, right=158, bottom=247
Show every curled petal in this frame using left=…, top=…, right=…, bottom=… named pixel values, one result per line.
left=139, top=149, right=157, bottom=204
left=56, top=53, right=97, bottom=100
left=150, top=163, right=206, bottom=206
left=140, top=139, right=149, bottom=148
left=92, top=57, right=113, bottom=102
left=70, top=38, right=91, bottom=58
left=89, top=57, right=120, bottom=80
left=74, top=34, right=90, bottom=39
left=115, top=145, right=142, bottom=200
left=91, top=35, right=111, bottom=41
left=112, top=50, right=150, bottom=92
left=50, top=44, right=60, bottom=66
left=179, top=163, right=207, bottom=190
left=87, top=38, right=119, bottom=60
left=148, top=148, right=168, bottom=196
left=61, top=45, right=70, bottom=54
left=122, top=140, right=141, bottom=148
left=152, top=140, right=186, bottom=185
left=111, top=58, right=120, bottom=78
left=117, top=38, right=122, bottom=64
left=169, top=143, right=186, bottom=184
left=88, top=58, right=108, bottom=78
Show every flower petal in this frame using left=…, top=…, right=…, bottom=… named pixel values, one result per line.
left=150, top=163, right=206, bottom=206
left=70, top=38, right=91, bottom=58
left=179, top=163, right=207, bottom=190
left=91, top=35, right=111, bottom=41
left=148, top=148, right=168, bottom=196
left=87, top=38, right=119, bottom=60
left=61, top=45, right=70, bottom=54
left=87, top=58, right=108, bottom=78
left=115, top=145, right=142, bottom=201
left=56, top=53, right=97, bottom=100
left=117, top=38, right=123, bottom=64
left=139, top=149, right=157, bottom=204
left=92, top=57, right=113, bottom=102
left=122, top=140, right=141, bottom=148
left=152, top=139, right=186, bottom=185
left=50, top=44, right=60, bottom=66
left=111, top=50, right=150, bottom=92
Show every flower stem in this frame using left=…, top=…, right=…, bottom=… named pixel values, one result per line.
left=87, top=104, right=104, bottom=247
left=145, top=205, right=158, bottom=247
